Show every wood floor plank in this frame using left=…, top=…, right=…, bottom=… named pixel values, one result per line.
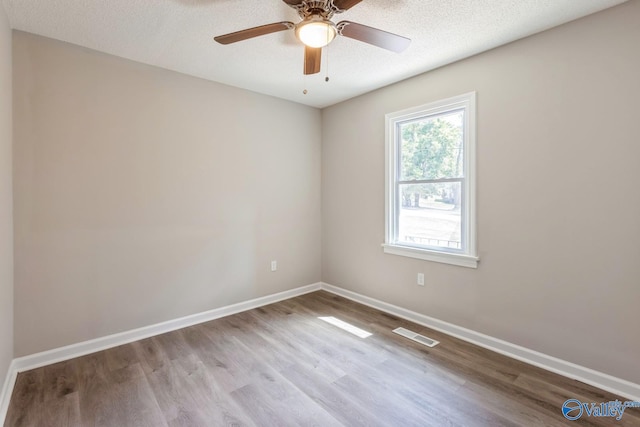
left=104, top=343, right=139, bottom=373
left=74, top=352, right=122, bottom=426
left=146, top=354, right=256, bottom=427
left=457, top=378, right=570, bottom=427
left=4, top=370, right=44, bottom=426
left=230, top=379, right=343, bottom=427
left=42, top=392, right=81, bottom=427
left=132, top=336, right=170, bottom=375
left=233, top=311, right=349, bottom=383
left=42, top=360, right=79, bottom=403
left=227, top=336, right=343, bottom=426
left=5, top=290, right=638, bottom=426
left=278, top=361, right=387, bottom=427
left=92, top=363, right=167, bottom=427
left=331, top=373, right=455, bottom=427
left=152, top=329, right=193, bottom=362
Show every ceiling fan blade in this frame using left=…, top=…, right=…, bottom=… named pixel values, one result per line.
left=332, top=0, right=363, bottom=11
left=338, top=21, right=410, bottom=53
left=304, top=46, right=322, bottom=75
left=282, top=0, right=304, bottom=5
left=214, top=22, right=294, bottom=45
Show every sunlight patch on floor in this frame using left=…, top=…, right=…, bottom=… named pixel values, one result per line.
left=318, top=316, right=372, bottom=338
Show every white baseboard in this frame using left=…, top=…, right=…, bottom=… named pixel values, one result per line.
left=2, top=280, right=638, bottom=426
left=11, top=282, right=322, bottom=374
left=0, top=359, right=18, bottom=424
left=0, top=282, right=323, bottom=424
left=320, top=282, right=640, bottom=402
left=0, top=282, right=321, bottom=425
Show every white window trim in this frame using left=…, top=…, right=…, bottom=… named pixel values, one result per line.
left=383, top=92, right=478, bottom=269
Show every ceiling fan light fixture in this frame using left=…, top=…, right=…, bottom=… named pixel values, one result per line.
left=295, top=16, right=337, bottom=48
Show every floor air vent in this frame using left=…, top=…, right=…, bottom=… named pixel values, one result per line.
left=393, top=327, right=439, bottom=348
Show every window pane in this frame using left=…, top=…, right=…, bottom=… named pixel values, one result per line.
left=399, top=110, right=464, bottom=181
left=398, top=182, right=462, bottom=250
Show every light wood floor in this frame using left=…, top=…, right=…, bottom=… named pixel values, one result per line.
left=5, top=291, right=638, bottom=426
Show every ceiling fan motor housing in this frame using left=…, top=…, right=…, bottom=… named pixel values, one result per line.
left=291, top=1, right=341, bottom=20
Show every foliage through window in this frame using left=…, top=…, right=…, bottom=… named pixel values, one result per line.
left=384, top=93, right=477, bottom=268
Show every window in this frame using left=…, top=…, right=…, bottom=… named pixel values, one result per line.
left=384, top=92, right=477, bottom=268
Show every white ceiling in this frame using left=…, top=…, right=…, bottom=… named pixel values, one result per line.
left=2, top=0, right=628, bottom=108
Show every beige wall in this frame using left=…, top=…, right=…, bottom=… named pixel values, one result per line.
left=13, top=32, right=322, bottom=356
left=0, top=5, right=13, bottom=381
left=322, top=1, right=640, bottom=383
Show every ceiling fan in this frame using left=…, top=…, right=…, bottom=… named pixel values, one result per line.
left=213, top=0, right=411, bottom=75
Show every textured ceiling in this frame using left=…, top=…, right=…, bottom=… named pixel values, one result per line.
left=2, top=0, right=628, bottom=108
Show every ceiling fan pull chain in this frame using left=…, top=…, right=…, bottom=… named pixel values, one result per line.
left=325, top=25, right=330, bottom=82
left=303, top=70, right=308, bottom=94
left=325, top=44, right=330, bottom=82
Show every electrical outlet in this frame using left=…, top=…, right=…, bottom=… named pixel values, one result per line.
left=271, top=260, right=277, bottom=272
left=417, top=273, right=425, bottom=286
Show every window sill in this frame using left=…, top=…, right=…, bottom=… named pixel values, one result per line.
left=382, top=244, right=479, bottom=268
